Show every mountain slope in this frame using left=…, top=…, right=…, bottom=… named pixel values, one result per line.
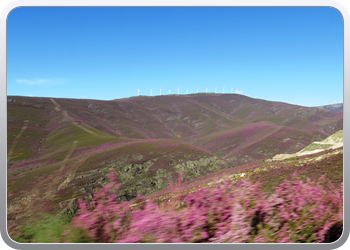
left=273, top=130, right=343, bottom=160
left=316, top=103, right=343, bottom=113
left=7, top=94, right=342, bottom=166
left=7, top=138, right=232, bottom=225
left=7, top=94, right=343, bottom=232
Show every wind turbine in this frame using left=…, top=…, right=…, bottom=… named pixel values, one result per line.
left=150, top=88, right=152, bottom=96
left=236, top=89, right=243, bottom=95
left=178, top=87, right=180, bottom=95
left=138, top=89, right=140, bottom=96
left=223, top=87, right=225, bottom=93
left=197, top=88, right=199, bottom=93
left=215, top=87, right=217, bottom=93
left=206, top=88, right=208, bottom=93
left=160, top=88, right=162, bottom=95
left=187, top=88, right=188, bottom=94
left=169, top=89, right=171, bottom=95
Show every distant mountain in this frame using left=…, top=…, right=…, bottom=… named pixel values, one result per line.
left=316, top=103, right=343, bottom=113
left=7, top=94, right=343, bottom=231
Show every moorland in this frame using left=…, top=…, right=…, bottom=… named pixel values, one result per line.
left=7, top=94, right=343, bottom=243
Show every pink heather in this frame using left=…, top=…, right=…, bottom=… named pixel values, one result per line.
left=69, top=173, right=342, bottom=243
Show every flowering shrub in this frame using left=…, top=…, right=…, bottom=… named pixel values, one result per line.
left=71, top=173, right=342, bottom=243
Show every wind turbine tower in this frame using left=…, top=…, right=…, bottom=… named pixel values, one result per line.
left=223, top=87, right=225, bottom=93
left=197, top=88, right=199, bottom=93
left=150, top=88, right=152, bottom=96
left=206, top=88, right=208, bottom=93
left=178, top=87, right=180, bottom=95
left=187, top=88, right=188, bottom=94
left=169, top=89, right=171, bottom=95
left=160, top=88, right=162, bottom=95
left=138, top=89, right=139, bottom=96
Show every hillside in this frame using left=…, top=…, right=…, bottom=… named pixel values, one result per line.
left=12, top=141, right=343, bottom=243
left=144, top=135, right=343, bottom=202
left=7, top=94, right=342, bottom=165
left=273, top=130, right=343, bottom=160
left=7, top=94, right=343, bottom=236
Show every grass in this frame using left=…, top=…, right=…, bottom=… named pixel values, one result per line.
left=322, top=130, right=343, bottom=144
left=302, top=143, right=334, bottom=152
left=12, top=213, right=90, bottom=243
left=253, top=116, right=286, bottom=125
left=7, top=160, right=62, bottom=195
left=7, top=127, right=48, bottom=162
left=233, top=105, right=267, bottom=120
left=199, top=120, right=217, bottom=137
left=7, top=161, right=52, bottom=178
left=7, top=104, right=52, bottom=124
left=43, top=123, right=119, bottom=153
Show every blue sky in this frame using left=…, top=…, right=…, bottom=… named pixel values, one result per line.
left=7, top=7, right=343, bottom=107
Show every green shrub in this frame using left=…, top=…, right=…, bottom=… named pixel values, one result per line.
left=13, top=213, right=91, bottom=243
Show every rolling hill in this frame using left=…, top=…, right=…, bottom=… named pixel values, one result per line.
left=7, top=94, right=343, bottom=236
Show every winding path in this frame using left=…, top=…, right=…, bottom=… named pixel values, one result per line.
left=57, top=155, right=89, bottom=191
left=57, top=141, right=78, bottom=175
left=50, top=98, right=115, bottom=138
left=7, top=120, right=29, bottom=163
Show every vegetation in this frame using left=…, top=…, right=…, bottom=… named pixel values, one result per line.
left=7, top=95, right=343, bottom=243
left=12, top=214, right=90, bottom=243
left=13, top=172, right=342, bottom=243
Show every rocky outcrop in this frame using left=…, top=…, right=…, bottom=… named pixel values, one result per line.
left=116, top=156, right=229, bottom=201
left=58, top=198, right=79, bottom=218
left=174, top=156, right=228, bottom=179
